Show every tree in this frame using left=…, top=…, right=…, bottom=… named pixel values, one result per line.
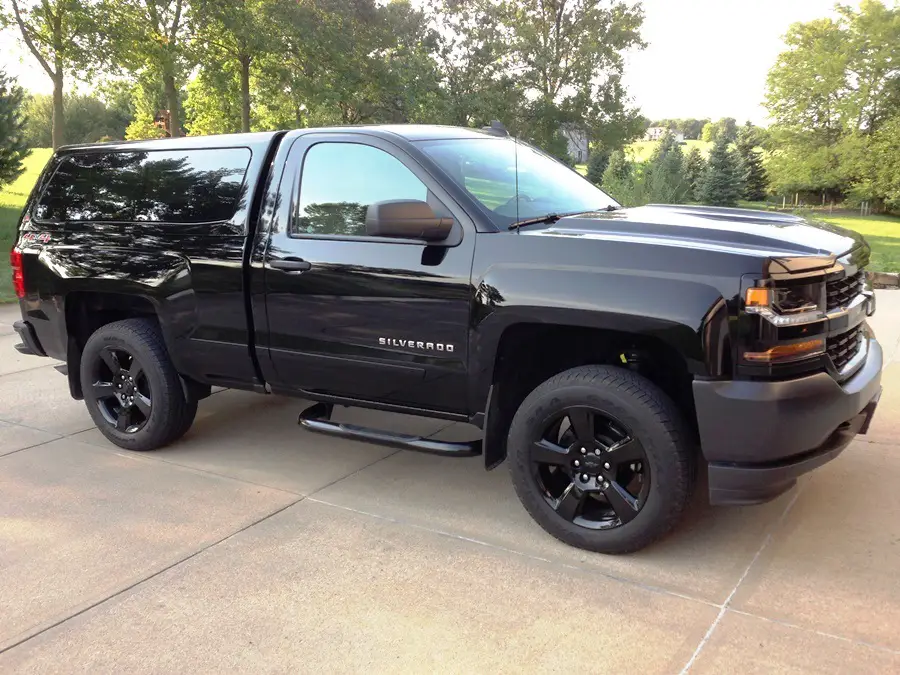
left=764, top=1, right=900, bottom=205
left=437, top=0, right=645, bottom=155
left=699, top=135, right=745, bottom=206
left=124, top=75, right=167, bottom=140
left=681, top=147, right=706, bottom=202
left=0, top=69, right=29, bottom=186
left=600, top=149, right=642, bottom=206
left=106, top=0, right=191, bottom=137
left=586, top=150, right=610, bottom=185
left=735, top=122, right=768, bottom=201
left=2, top=0, right=96, bottom=148
left=645, top=131, right=688, bottom=204
left=22, top=92, right=132, bottom=147
left=701, top=117, right=738, bottom=144
left=190, top=0, right=276, bottom=133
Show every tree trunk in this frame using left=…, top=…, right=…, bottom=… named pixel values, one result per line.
left=163, top=73, right=180, bottom=137
left=240, top=55, right=251, bottom=133
left=51, top=71, right=65, bottom=149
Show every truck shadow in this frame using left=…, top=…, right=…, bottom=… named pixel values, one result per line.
left=156, top=388, right=797, bottom=602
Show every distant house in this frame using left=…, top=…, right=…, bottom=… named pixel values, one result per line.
left=645, top=126, right=684, bottom=143
left=560, top=124, right=589, bottom=163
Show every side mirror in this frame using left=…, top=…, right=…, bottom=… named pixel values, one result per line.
left=365, top=200, right=453, bottom=241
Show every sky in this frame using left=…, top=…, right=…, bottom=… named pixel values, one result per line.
left=1, top=0, right=863, bottom=126
left=623, top=0, right=860, bottom=125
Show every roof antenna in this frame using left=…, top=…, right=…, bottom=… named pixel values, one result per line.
left=514, top=136, right=519, bottom=233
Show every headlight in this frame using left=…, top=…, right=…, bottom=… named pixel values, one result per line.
left=744, top=280, right=825, bottom=326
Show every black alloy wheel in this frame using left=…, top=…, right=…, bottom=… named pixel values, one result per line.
left=80, top=318, right=197, bottom=451
left=508, top=365, right=694, bottom=554
left=90, top=346, right=153, bottom=433
left=531, top=406, right=650, bottom=529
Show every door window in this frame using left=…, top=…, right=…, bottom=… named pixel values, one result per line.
left=293, top=142, right=428, bottom=237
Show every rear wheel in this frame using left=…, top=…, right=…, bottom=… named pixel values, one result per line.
left=508, top=365, right=694, bottom=554
left=80, top=319, right=197, bottom=451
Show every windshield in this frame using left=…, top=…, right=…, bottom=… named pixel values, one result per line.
left=417, top=137, right=619, bottom=227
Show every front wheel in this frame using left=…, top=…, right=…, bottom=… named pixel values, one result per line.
left=508, top=365, right=694, bottom=554
left=80, top=318, right=197, bottom=451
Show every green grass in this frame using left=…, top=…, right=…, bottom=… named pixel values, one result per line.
left=818, top=214, right=900, bottom=273
left=0, top=148, right=53, bottom=302
left=738, top=199, right=900, bottom=272
left=626, top=139, right=712, bottom=163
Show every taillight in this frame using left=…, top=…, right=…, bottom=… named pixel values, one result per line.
left=9, top=248, right=25, bottom=299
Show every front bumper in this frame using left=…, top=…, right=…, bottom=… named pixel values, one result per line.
left=694, top=337, right=883, bottom=505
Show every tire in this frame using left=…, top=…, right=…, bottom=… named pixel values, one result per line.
left=508, top=365, right=694, bottom=554
left=80, top=318, right=198, bottom=451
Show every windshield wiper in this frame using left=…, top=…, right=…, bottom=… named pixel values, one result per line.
left=508, top=210, right=589, bottom=231
left=508, top=206, right=619, bottom=230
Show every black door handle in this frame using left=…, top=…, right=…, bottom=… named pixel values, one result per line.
left=270, top=258, right=312, bottom=272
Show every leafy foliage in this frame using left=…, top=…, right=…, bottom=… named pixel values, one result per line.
left=700, top=118, right=737, bottom=144
left=650, top=118, right=709, bottom=140
left=6, top=0, right=649, bottom=161
left=764, top=0, right=900, bottom=209
left=2, top=0, right=99, bottom=147
left=22, top=92, right=132, bottom=147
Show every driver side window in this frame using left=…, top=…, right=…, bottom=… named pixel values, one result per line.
left=293, top=142, right=428, bottom=237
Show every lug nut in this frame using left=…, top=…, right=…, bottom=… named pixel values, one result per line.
left=580, top=447, right=587, bottom=455
left=581, top=473, right=588, bottom=482
left=604, top=462, right=611, bottom=470
left=603, top=481, right=610, bottom=489
left=594, top=449, right=601, bottom=455
left=574, top=460, right=580, bottom=467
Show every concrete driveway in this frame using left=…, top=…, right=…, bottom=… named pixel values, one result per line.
left=1, top=294, right=899, bottom=674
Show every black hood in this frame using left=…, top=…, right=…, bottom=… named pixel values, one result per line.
left=528, top=204, right=866, bottom=260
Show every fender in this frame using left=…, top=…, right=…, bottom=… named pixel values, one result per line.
left=32, top=244, right=197, bottom=376
left=467, top=263, right=732, bottom=414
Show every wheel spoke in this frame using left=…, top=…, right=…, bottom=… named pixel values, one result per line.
left=129, top=360, right=143, bottom=381
left=134, top=392, right=151, bottom=416
left=115, top=406, right=133, bottom=431
left=567, top=409, right=595, bottom=446
left=531, top=439, right=571, bottom=465
left=92, top=381, right=116, bottom=400
left=605, top=437, right=645, bottom=465
left=554, top=483, right=586, bottom=521
left=100, top=348, right=121, bottom=373
left=603, top=481, right=640, bottom=524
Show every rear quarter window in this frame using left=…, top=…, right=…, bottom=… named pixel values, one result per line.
left=34, top=147, right=251, bottom=225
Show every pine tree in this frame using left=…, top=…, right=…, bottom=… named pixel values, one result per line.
left=699, top=135, right=746, bottom=206
left=646, top=131, right=689, bottom=203
left=586, top=150, right=609, bottom=185
left=600, top=150, right=636, bottom=205
left=0, top=69, right=29, bottom=187
left=682, top=147, right=706, bottom=202
left=735, top=123, right=768, bottom=201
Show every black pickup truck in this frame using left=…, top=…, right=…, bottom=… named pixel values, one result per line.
left=9, top=124, right=882, bottom=553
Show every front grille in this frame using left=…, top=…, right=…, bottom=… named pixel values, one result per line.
left=826, top=271, right=864, bottom=311
left=827, top=325, right=862, bottom=372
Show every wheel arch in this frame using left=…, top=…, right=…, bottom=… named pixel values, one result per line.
left=64, top=291, right=208, bottom=403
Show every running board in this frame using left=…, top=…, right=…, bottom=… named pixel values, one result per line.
left=298, top=402, right=482, bottom=457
